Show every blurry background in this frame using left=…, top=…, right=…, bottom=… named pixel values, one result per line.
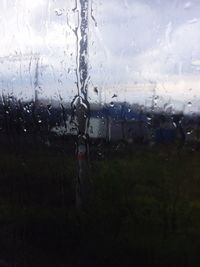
left=1, top=0, right=200, bottom=109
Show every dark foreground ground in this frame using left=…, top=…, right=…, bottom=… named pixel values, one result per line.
left=0, top=138, right=200, bottom=267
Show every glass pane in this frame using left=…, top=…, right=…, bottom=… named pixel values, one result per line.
left=0, top=1, right=200, bottom=266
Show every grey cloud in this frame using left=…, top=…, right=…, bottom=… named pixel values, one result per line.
left=1, top=0, right=200, bottom=101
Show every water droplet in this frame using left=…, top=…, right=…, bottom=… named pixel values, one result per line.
left=187, top=101, right=192, bottom=107
left=55, top=8, right=63, bottom=16
left=94, top=87, right=98, bottom=94
left=187, top=129, right=193, bottom=135
left=110, top=102, right=114, bottom=107
left=147, top=116, right=152, bottom=121
left=112, top=94, right=117, bottom=98
left=58, top=79, right=62, bottom=85
left=173, top=122, right=177, bottom=128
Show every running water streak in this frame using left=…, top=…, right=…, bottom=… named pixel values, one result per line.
left=70, top=0, right=91, bottom=209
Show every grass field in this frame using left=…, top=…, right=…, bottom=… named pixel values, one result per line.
left=0, top=141, right=200, bottom=266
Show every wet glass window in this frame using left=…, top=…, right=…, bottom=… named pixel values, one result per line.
left=0, top=1, right=200, bottom=266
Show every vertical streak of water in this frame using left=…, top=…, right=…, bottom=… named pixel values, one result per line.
left=70, top=0, right=90, bottom=209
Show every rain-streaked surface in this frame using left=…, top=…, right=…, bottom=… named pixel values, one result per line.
left=0, top=0, right=200, bottom=144
left=0, top=1, right=200, bottom=267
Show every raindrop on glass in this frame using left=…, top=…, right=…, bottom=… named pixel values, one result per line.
left=110, top=102, right=114, bottom=107
left=187, top=129, right=193, bottom=135
left=55, top=8, right=63, bottom=16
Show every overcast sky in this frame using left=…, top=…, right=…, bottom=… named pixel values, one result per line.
left=0, top=0, right=200, bottom=111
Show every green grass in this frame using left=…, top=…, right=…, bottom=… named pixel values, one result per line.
left=0, top=144, right=200, bottom=266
